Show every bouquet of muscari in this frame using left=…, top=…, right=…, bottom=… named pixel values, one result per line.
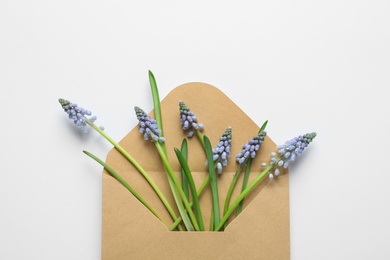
left=59, top=71, right=316, bottom=232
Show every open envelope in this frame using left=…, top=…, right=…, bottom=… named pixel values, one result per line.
left=102, top=83, right=290, bottom=259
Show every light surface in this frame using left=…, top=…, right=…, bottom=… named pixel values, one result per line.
left=1, top=1, right=389, bottom=259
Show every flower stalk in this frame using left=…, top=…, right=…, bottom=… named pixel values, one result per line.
left=236, top=120, right=268, bottom=216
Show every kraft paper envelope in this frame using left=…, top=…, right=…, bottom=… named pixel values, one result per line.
left=102, top=83, right=290, bottom=259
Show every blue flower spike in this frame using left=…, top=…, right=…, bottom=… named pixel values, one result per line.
left=236, top=131, right=267, bottom=165
left=134, top=106, right=165, bottom=143
left=59, top=98, right=103, bottom=133
left=208, top=126, right=232, bottom=174
left=263, top=132, right=317, bottom=180
left=179, top=101, right=204, bottom=138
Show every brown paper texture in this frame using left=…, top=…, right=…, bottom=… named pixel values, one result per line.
left=102, top=83, right=290, bottom=259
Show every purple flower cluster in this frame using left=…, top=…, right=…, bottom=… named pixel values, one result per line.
left=59, top=98, right=98, bottom=133
left=266, top=132, right=317, bottom=179
left=210, top=127, right=232, bottom=174
left=236, top=131, right=267, bottom=164
left=179, top=101, right=204, bottom=138
left=275, top=132, right=316, bottom=166
left=134, top=106, right=165, bottom=143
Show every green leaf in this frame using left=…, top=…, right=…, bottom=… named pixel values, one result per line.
left=259, top=120, right=268, bottom=133
left=180, top=139, right=190, bottom=201
left=167, top=174, right=194, bottom=231
left=149, top=70, right=163, bottom=132
left=203, top=136, right=221, bottom=230
left=149, top=70, right=191, bottom=231
left=85, top=119, right=180, bottom=229
left=174, top=148, right=205, bottom=231
left=148, top=70, right=168, bottom=155
left=155, top=142, right=200, bottom=231
left=83, top=150, right=163, bottom=222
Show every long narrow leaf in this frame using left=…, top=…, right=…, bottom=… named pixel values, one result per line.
left=174, top=148, right=204, bottom=231
left=203, top=136, right=220, bottom=230
left=168, top=175, right=194, bottom=231
left=149, top=70, right=191, bottom=231
left=86, top=120, right=179, bottom=226
left=83, top=150, right=163, bottom=222
left=180, top=139, right=190, bottom=201
left=149, top=70, right=163, bottom=132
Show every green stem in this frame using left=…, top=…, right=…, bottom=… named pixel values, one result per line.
left=222, top=164, right=244, bottom=229
left=86, top=120, right=179, bottom=228
left=169, top=217, right=181, bottom=231
left=215, top=163, right=277, bottom=231
left=194, top=128, right=209, bottom=197
left=197, top=175, right=210, bottom=197
left=169, top=216, right=183, bottom=231
left=83, top=150, right=163, bottom=222
left=236, top=158, right=253, bottom=216
left=196, top=129, right=205, bottom=147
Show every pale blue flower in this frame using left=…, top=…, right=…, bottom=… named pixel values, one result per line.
left=236, top=131, right=267, bottom=165
left=264, top=132, right=317, bottom=179
left=135, top=106, right=165, bottom=143
left=179, top=101, right=204, bottom=138
left=59, top=98, right=101, bottom=133
left=207, top=127, right=232, bottom=174
left=276, top=132, right=317, bottom=166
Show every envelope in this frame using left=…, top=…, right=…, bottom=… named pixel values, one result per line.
left=102, top=83, right=290, bottom=259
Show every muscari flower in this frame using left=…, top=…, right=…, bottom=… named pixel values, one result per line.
left=134, top=106, right=165, bottom=143
left=236, top=131, right=267, bottom=165
left=59, top=98, right=100, bottom=133
left=264, top=132, right=317, bottom=179
left=179, top=101, right=204, bottom=138
left=207, top=127, right=232, bottom=174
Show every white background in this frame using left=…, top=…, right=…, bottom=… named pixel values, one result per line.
left=1, top=1, right=389, bottom=259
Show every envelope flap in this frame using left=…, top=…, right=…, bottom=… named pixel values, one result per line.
left=102, top=82, right=290, bottom=259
